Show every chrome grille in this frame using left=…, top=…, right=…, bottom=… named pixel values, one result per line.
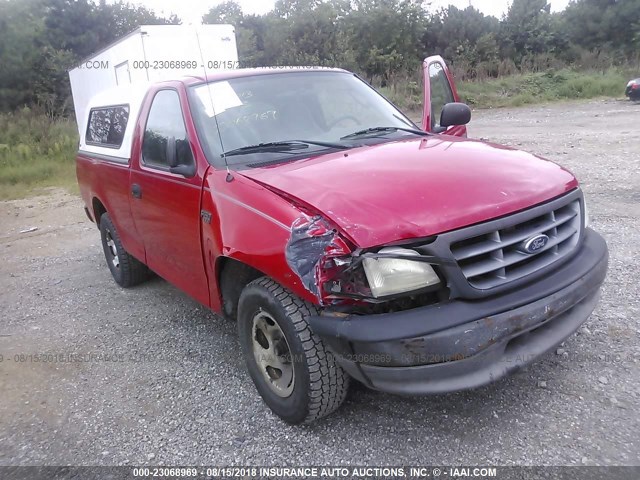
left=450, top=199, right=582, bottom=289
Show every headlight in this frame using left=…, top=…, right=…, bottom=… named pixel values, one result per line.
left=362, top=247, right=441, bottom=298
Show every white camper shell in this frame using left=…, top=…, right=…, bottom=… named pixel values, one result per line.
left=69, top=24, right=238, bottom=136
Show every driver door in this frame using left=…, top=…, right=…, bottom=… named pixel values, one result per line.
left=129, top=86, right=210, bottom=306
left=421, top=55, right=467, bottom=137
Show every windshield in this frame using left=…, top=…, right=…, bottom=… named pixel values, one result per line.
left=188, top=71, right=417, bottom=168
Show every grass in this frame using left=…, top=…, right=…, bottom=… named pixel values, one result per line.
left=381, top=68, right=633, bottom=111
left=457, top=69, right=632, bottom=108
left=0, top=108, right=78, bottom=200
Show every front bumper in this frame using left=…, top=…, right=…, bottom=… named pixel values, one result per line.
left=309, top=228, right=608, bottom=395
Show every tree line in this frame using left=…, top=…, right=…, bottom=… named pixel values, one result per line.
left=1, top=0, right=638, bottom=116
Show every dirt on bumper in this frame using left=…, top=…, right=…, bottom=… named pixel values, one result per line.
left=309, top=229, right=609, bottom=394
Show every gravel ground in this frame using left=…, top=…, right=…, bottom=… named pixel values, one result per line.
left=0, top=99, right=639, bottom=467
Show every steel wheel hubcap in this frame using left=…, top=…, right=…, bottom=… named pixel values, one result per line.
left=106, top=231, right=119, bottom=268
left=251, top=310, right=294, bottom=398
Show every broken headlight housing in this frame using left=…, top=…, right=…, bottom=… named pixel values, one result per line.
left=362, top=247, right=441, bottom=298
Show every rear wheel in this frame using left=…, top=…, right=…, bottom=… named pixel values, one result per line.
left=238, top=277, right=350, bottom=424
left=99, top=213, right=149, bottom=287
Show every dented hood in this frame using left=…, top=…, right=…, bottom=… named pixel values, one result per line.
left=239, top=135, right=578, bottom=248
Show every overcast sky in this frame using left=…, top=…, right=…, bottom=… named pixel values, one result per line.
left=127, top=0, right=573, bottom=25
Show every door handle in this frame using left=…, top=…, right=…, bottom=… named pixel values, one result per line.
left=131, top=184, right=142, bottom=199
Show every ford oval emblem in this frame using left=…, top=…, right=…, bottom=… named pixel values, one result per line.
left=522, top=234, right=549, bottom=254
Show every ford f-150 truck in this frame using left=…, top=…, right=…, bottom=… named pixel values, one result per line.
left=76, top=57, right=608, bottom=424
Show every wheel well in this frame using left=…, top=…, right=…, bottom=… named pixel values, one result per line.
left=218, top=257, right=263, bottom=319
left=92, top=198, right=107, bottom=227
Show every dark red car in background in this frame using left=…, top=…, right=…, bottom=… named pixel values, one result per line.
left=626, top=78, right=640, bottom=100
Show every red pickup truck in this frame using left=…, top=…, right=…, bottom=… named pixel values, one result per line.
left=76, top=57, right=608, bottom=424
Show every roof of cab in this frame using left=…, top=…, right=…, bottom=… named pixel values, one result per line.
left=180, top=66, right=351, bottom=86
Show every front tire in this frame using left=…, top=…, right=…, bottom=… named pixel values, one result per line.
left=99, top=213, right=149, bottom=288
left=238, top=277, right=350, bottom=424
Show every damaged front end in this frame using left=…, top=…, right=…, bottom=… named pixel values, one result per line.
left=285, top=215, right=352, bottom=299
left=285, top=215, right=451, bottom=313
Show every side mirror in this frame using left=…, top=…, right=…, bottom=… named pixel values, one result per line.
left=170, top=163, right=196, bottom=177
left=167, top=136, right=196, bottom=177
left=440, top=102, right=471, bottom=128
left=166, top=136, right=177, bottom=168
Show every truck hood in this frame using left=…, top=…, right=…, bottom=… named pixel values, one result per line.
left=239, top=135, right=578, bottom=248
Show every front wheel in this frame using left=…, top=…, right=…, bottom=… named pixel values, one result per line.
left=238, top=277, right=350, bottom=424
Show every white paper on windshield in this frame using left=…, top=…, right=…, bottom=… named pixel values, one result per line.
left=194, top=81, right=243, bottom=117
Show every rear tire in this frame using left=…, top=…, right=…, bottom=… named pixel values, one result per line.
left=99, top=213, right=149, bottom=287
left=238, top=277, right=350, bottom=424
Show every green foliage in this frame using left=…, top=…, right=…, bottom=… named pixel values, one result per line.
left=202, top=0, right=427, bottom=81
left=199, top=0, right=640, bottom=84
left=499, top=0, right=559, bottom=62
left=0, top=0, right=45, bottom=111
left=423, top=5, right=501, bottom=79
left=0, top=108, right=78, bottom=198
left=344, top=0, right=426, bottom=81
left=0, top=0, right=179, bottom=116
left=563, top=0, right=640, bottom=57
left=201, top=0, right=244, bottom=25
left=457, top=69, right=632, bottom=108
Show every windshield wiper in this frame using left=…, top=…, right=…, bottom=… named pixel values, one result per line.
left=340, top=126, right=428, bottom=140
left=222, top=140, right=348, bottom=158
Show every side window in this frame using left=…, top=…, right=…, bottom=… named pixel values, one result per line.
left=86, top=105, right=129, bottom=148
left=142, top=90, right=193, bottom=168
left=428, top=62, right=455, bottom=130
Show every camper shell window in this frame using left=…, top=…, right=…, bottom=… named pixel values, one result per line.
left=86, top=104, right=130, bottom=148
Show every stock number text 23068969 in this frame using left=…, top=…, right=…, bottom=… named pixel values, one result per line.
left=131, top=60, right=241, bottom=70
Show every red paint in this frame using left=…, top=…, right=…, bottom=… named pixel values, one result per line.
left=77, top=64, right=580, bottom=311
left=127, top=82, right=211, bottom=305
left=239, top=135, right=578, bottom=248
